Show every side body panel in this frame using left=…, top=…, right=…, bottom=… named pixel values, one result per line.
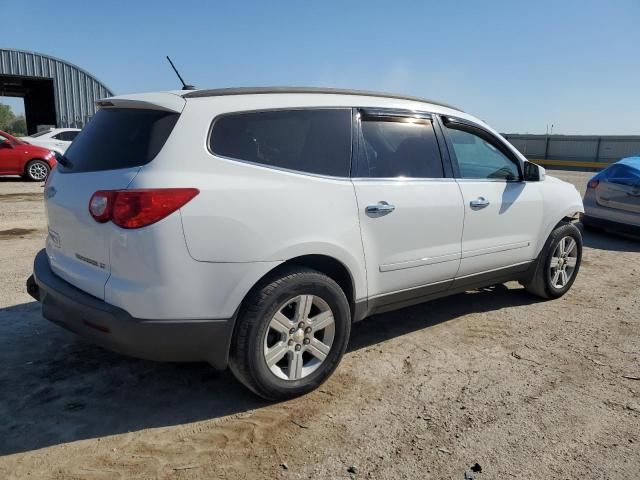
left=152, top=96, right=388, bottom=304
left=584, top=186, right=640, bottom=227
left=456, top=180, right=544, bottom=275
left=0, top=143, right=24, bottom=173
left=537, top=175, right=585, bottom=252
left=353, top=179, right=464, bottom=298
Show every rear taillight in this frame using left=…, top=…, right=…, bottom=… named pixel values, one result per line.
left=89, top=188, right=199, bottom=229
left=588, top=179, right=599, bottom=189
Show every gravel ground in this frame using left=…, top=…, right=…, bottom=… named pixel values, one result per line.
left=0, top=171, right=639, bottom=480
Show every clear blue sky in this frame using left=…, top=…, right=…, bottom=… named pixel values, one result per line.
left=2, top=0, right=639, bottom=134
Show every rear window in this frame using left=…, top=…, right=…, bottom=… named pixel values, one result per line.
left=210, top=109, right=352, bottom=177
left=61, top=108, right=179, bottom=173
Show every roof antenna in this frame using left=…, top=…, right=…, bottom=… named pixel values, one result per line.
left=166, top=56, right=196, bottom=90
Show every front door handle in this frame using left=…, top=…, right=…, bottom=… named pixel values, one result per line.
left=366, top=201, right=396, bottom=216
left=470, top=197, right=490, bottom=209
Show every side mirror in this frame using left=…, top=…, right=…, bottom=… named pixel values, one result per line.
left=0, top=141, right=13, bottom=149
left=523, top=162, right=545, bottom=182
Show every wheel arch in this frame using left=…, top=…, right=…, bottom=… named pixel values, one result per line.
left=222, top=252, right=362, bottom=371
left=242, top=254, right=359, bottom=320
left=536, top=204, right=584, bottom=256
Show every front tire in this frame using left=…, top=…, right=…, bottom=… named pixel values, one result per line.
left=523, top=222, right=583, bottom=299
left=229, top=267, right=351, bottom=400
left=25, top=160, right=50, bottom=182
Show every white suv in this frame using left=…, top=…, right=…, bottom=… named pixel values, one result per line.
left=28, top=87, right=584, bottom=399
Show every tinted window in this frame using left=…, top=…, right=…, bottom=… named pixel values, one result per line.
left=53, top=131, right=79, bottom=141
left=65, top=131, right=80, bottom=141
left=62, top=109, right=179, bottom=173
left=445, top=127, right=519, bottom=180
left=357, top=118, right=443, bottom=178
left=210, top=109, right=351, bottom=177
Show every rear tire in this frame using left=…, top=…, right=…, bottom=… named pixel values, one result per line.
left=229, top=266, right=351, bottom=400
left=25, top=160, right=50, bottom=182
left=523, top=222, right=582, bottom=299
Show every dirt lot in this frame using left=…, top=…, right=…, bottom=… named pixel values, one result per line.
left=0, top=172, right=638, bottom=479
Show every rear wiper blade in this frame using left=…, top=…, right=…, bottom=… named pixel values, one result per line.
left=56, top=153, right=73, bottom=169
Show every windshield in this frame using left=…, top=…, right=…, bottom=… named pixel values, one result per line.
left=61, top=108, right=180, bottom=173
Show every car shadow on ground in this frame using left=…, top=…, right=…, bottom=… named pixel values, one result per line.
left=0, top=176, right=29, bottom=183
left=582, top=228, right=640, bottom=252
left=0, top=284, right=540, bottom=456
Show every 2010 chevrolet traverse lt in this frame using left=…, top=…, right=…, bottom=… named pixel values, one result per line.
left=27, top=87, right=584, bottom=399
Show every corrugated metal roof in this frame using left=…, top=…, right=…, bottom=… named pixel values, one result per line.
left=0, top=48, right=114, bottom=128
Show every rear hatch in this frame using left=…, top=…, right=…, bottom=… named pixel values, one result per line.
left=596, top=181, right=640, bottom=214
left=45, top=98, right=183, bottom=299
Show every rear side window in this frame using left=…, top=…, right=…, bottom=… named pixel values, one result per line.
left=356, top=118, right=444, bottom=178
left=62, top=108, right=179, bottom=173
left=53, top=131, right=79, bottom=141
left=210, top=109, right=352, bottom=177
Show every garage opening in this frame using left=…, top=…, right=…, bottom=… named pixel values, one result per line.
left=0, top=75, right=56, bottom=135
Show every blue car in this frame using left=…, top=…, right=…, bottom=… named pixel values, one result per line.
left=582, top=156, right=640, bottom=235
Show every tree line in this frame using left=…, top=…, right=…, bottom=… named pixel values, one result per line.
left=0, top=103, right=27, bottom=136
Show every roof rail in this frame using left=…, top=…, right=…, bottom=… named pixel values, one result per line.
left=182, top=87, right=461, bottom=111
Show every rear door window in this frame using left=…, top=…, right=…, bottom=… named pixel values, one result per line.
left=61, top=108, right=179, bottom=173
left=356, top=116, right=444, bottom=178
left=210, top=109, right=352, bottom=177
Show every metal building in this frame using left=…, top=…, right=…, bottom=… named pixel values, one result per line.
left=0, top=48, right=113, bottom=134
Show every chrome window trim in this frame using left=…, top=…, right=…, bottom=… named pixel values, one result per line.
left=454, top=178, right=523, bottom=183
left=351, top=177, right=456, bottom=182
left=359, top=108, right=433, bottom=121
left=210, top=152, right=354, bottom=182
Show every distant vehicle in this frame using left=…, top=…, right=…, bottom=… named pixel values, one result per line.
left=582, top=156, right=640, bottom=236
left=27, top=87, right=584, bottom=400
left=21, top=128, right=81, bottom=154
left=0, top=129, right=57, bottom=181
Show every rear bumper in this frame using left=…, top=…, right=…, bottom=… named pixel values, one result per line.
left=582, top=214, right=640, bottom=236
left=28, top=249, right=234, bottom=368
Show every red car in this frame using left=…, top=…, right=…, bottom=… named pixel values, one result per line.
left=0, top=130, right=57, bottom=181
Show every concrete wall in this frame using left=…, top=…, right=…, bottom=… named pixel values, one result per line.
left=504, top=134, right=640, bottom=168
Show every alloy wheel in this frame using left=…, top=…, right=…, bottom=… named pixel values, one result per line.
left=28, top=162, right=48, bottom=181
left=549, top=236, right=578, bottom=288
left=263, top=294, right=335, bottom=380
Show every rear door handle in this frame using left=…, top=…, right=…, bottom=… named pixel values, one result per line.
left=470, top=197, right=490, bottom=209
left=366, top=201, right=396, bottom=216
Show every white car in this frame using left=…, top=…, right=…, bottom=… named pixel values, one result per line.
left=27, top=88, right=584, bottom=399
left=21, top=128, right=81, bottom=154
